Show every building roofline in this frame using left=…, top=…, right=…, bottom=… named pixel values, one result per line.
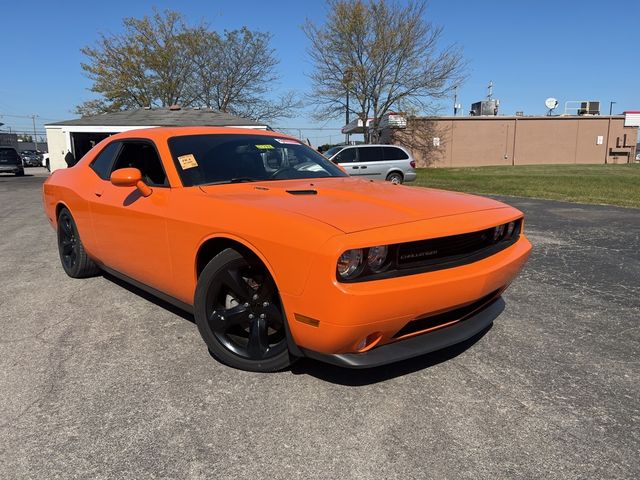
left=412, top=115, right=627, bottom=120
left=45, top=107, right=267, bottom=128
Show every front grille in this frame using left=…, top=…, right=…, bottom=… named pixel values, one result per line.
left=392, top=289, right=501, bottom=339
left=396, top=219, right=522, bottom=270
left=337, top=218, right=522, bottom=283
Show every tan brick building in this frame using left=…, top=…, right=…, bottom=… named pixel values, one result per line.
left=385, top=115, right=638, bottom=168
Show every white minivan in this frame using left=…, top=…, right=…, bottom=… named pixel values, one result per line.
left=324, top=144, right=416, bottom=184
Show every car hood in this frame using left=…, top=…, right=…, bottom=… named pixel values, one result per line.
left=198, top=177, right=510, bottom=234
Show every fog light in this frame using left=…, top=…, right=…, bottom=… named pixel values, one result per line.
left=493, top=224, right=506, bottom=241
left=506, top=221, right=515, bottom=237
left=354, top=332, right=383, bottom=352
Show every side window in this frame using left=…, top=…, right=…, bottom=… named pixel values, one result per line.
left=336, top=148, right=357, bottom=163
left=383, top=147, right=409, bottom=160
left=358, top=147, right=383, bottom=162
left=90, top=142, right=120, bottom=180
left=111, top=141, right=168, bottom=187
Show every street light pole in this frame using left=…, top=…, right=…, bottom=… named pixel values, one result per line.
left=31, top=115, right=38, bottom=151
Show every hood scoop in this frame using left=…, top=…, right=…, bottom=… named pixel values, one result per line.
left=286, top=189, right=318, bottom=196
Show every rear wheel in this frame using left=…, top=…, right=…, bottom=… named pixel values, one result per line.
left=386, top=171, right=403, bottom=184
left=194, top=248, right=292, bottom=372
left=57, top=208, right=100, bottom=278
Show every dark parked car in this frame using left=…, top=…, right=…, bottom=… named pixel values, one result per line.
left=0, top=147, right=24, bottom=176
left=20, top=150, right=43, bottom=167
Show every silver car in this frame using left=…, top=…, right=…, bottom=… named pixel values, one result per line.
left=324, top=144, right=416, bottom=184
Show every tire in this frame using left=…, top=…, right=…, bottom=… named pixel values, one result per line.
left=57, top=208, right=101, bottom=278
left=386, top=171, right=403, bottom=184
left=194, top=248, right=293, bottom=372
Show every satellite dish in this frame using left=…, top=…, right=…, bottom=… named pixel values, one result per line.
left=545, top=97, right=559, bottom=110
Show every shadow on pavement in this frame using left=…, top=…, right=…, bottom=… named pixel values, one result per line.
left=102, top=272, right=195, bottom=323
left=290, top=325, right=492, bottom=386
left=102, top=269, right=492, bottom=385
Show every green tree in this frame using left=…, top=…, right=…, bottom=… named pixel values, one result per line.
left=304, top=0, right=465, bottom=142
left=77, top=9, right=299, bottom=122
left=79, top=9, right=198, bottom=111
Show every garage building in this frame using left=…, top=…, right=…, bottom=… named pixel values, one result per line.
left=45, top=107, right=269, bottom=172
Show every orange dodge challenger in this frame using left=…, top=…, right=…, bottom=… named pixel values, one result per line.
left=43, top=127, right=531, bottom=372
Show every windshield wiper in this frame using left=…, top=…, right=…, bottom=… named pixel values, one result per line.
left=202, top=177, right=258, bottom=186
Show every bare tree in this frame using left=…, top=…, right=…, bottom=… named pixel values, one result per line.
left=304, top=0, right=465, bottom=142
left=191, top=28, right=301, bottom=122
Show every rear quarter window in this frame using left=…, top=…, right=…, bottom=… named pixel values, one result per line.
left=90, top=142, right=121, bottom=180
left=383, top=147, right=409, bottom=160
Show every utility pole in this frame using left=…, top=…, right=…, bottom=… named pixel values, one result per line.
left=453, top=86, right=458, bottom=116
left=31, top=115, right=38, bottom=151
left=344, top=68, right=353, bottom=145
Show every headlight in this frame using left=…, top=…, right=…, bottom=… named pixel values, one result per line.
left=367, top=245, right=388, bottom=272
left=337, top=249, right=363, bottom=279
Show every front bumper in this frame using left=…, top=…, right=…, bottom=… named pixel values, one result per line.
left=404, top=171, right=417, bottom=182
left=301, top=296, right=504, bottom=368
left=281, top=209, right=531, bottom=358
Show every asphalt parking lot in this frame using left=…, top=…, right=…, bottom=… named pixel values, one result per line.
left=1, top=169, right=638, bottom=479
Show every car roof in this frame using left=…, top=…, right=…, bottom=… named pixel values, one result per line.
left=107, top=126, right=300, bottom=143
left=342, top=144, right=404, bottom=147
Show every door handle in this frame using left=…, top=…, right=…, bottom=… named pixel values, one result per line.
left=352, top=166, right=360, bottom=169
left=360, top=166, right=368, bottom=169
left=94, top=190, right=103, bottom=197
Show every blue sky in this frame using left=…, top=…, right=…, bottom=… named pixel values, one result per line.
left=0, top=0, right=638, bottom=145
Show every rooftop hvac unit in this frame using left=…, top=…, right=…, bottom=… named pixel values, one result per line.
left=579, top=101, right=600, bottom=115
left=470, top=100, right=499, bottom=116
left=379, top=113, right=407, bottom=129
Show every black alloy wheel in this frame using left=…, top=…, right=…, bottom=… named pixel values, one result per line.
left=58, top=211, right=78, bottom=271
left=56, top=208, right=100, bottom=278
left=194, top=248, right=292, bottom=372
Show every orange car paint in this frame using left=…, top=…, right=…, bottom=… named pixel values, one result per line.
left=43, top=127, right=531, bottom=357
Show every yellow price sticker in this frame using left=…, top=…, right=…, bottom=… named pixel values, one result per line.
left=255, top=144, right=274, bottom=150
left=178, top=154, right=198, bottom=169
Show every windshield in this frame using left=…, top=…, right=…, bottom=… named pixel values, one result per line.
left=168, top=134, right=347, bottom=187
left=324, top=146, right=344, bottom=158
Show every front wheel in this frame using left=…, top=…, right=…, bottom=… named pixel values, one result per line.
left=386, top=172, right=403, bottom=184
left=194, top=248, right=293, bottom=372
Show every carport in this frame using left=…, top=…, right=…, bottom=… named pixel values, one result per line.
left=44, top=107, right=269, bottom=172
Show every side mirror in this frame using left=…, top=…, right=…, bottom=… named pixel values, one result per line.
left=110, top=168, right=152, bottom=197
